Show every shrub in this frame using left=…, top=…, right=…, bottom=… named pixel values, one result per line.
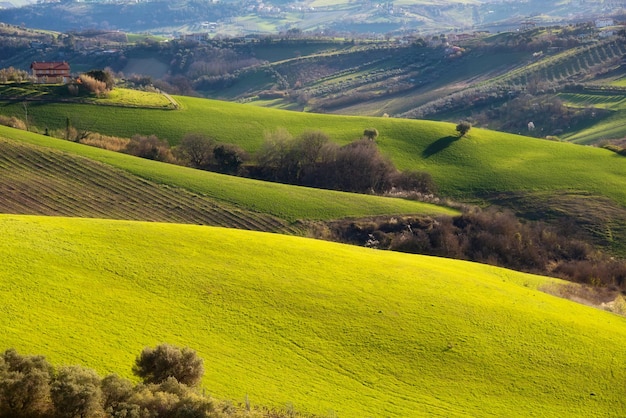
left=175, top=132, right=215, bottom=169
left=78, top=74, right=108, bottom=97
left=125, top=134, right=175, bottom=163
left=213, top=143, right=247, bottom=174
left=0, top=349, right=54, bottom=418
left=133, top=344, right=204, bottom=387
left=51, top=366, right=104, bottom=418
left=0, top=115, right=26, bottom=131
left=84, top=69, right=115, bottom=90
left=363, top=128, right=379, bottom=141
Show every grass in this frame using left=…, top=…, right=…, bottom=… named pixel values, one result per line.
left=93, top=88, right=174, bottom=108
left=0, top=136, right=295, bottom=232
left=2, top=214, right=626, bottom=417
left=5, top=95, right=626, bottom=207
left=0, top=126, right=457, bottom=222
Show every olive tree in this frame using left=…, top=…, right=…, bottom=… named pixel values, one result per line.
left=133, top=344, right=204, bottom=387
left=0, top=349, right=54, bottom=418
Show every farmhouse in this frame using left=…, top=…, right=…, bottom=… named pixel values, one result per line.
left=30, top=61, right=71, bottom=84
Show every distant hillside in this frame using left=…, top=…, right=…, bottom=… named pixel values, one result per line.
left=2, top=214, right=626, bottom=416
left=0, top=0, right=617, bottom=36
left=2, top=24, right=625, bottom=141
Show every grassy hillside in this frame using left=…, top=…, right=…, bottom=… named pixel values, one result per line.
left=7, top=95, right=626, bottom=252
left=1, top=214, right=626, bottom=417
left=0, top=136, right=295, bottom=232
left=7, top=97, right=626, bottom=206
left=0, top=126, right=456, bottom=223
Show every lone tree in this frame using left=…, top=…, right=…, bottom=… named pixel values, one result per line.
left=133, top=344, right=204, bottom=387
left=363, top=128, right=379, bottom=141
left=456, top=121, right=472, bottom=137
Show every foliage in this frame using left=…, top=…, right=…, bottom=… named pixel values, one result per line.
left=0, top=127, right=456, bottom=224
left=0, top=67, right=31, bottom=83
left=85, top=69, right=115, bottom=91
left=327, top=208, right=626, bottom=289
left=51, top=366, right=105, bottom=418
left=0, top=349, right=54, bottom=418
left=176, top=132, right=215, bottom=169
left=78, top=74, right=109, bottom=97
left=213, top=143, right=246, bottom=174
left=455, top=120, right=471, bottom=137
left=124, top=134, right=175, bottom=163
left=362, top=128, right=378, bottom=141
left=0, top=348, right=225, bottom=418
left=255, top=130, right=432, bottom=194
left=133, top=344, right=204, bottom=387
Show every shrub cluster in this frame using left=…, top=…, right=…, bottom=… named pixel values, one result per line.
left=0, top=345, right=214, bottom=418
left=124, top=134, right=176, bottom=163
left=328, top=208, right=626, bottom=289
left=0, top=345, right=316, bottom=418
left=77, top=74, right=109, bottom=97
left=0, top=67, right=31, bottom=83
left=253, top=129, right=436, bottom=194
left=0, top=115, right=27, bottom=130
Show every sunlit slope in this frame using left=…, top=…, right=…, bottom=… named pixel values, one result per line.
left=6, top=97, right=626, bottom=207
left=1, top=215, right=626, bottom=417
left=0, top=126, right=456, bottom=222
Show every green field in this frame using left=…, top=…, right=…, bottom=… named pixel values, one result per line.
left=558, top=92, right=626, bottom=144
left=6, top=96, right=626, bottom=208
left=1, top=214, right=626, bottom=417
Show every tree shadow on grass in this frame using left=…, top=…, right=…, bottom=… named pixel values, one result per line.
left=422, top=135, right=460, bottom=158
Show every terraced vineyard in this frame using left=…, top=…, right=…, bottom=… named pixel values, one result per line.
left=0, top=137, right=296, bottom=233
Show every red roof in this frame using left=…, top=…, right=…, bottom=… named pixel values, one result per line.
left=30, top=61, right=70, bottom=71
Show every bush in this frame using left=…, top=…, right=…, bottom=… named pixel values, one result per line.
left=175, top=132, right=215, bottom=169
left=0, top=115, right=26, bottom=131
left=213, top=143, right=247, bottom=174
left=133, top=344, right=204, bottom=387
left=0, top=349, right=54, bottom=418
left=125, top=134, right=175, bottom=163
left=84, top=69, right=115, bottom=90
left=78, top=74, right=108, bottom=97
left=363, top=128, right=379, bottom=141
left=51, top=366, right=104, bottom=418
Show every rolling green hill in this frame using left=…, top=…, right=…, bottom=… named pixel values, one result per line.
left=1, top=214, right=626, bottom=417
left=5, top=94, right=626, bottom=251
left=0, top=126, right=456, bottom=224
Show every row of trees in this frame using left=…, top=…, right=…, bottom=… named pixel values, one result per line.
left=326, top=208, right=626, bottom=290
left=0, top=110, right=434, bottom=196
left=0, top=344, right=212, bottom=418
left=251, top=129, right=435, bottom=194
left=102, top=129, right=436, bottom=196
left=0, top=345, right=312, bottom=418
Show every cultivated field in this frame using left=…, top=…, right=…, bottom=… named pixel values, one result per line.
left=0, top=126, right=457, bottom=223
left=1, top=214, right=626, bottom=417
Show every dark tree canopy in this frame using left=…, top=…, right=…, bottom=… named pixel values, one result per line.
left=456, top=121, right=472, bottom=137
left=363, top=128, right=379, bottom=141
left=133, top=344, right=204, bottom=387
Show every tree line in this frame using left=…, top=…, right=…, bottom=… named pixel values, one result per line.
left=326, top=208, right=626, bottom=291
left=0, top=344, right=313, bottom=418
left=45, top=125, right=436, bottom=196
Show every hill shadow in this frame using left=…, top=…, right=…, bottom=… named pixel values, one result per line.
left=422, top=135, right=460, bottom=158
